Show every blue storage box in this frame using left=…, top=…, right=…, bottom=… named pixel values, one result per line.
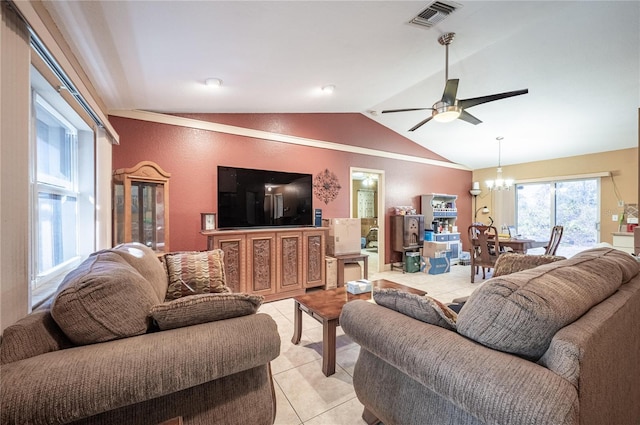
left=425, top=256, right=450, bottom=274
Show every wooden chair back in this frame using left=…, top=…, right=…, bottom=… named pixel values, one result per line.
left=545, top=225, right=564, bottom=255
left=468, top=224, right=500, bottom=283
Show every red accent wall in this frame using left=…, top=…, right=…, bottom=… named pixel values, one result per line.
left=173, top=113, right=452, bottom=162
left=110, top=113, right=472, bottom=265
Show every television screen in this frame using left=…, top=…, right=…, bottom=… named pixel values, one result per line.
left=217, top=166, right=314, bottom=229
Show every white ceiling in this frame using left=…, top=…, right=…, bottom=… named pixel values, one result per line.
left=43, top=1, right=639, bottom=170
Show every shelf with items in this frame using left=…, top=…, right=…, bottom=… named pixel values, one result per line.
left=421, top=194, right=460, bottom=265
left=421, top=193, right=458, bottom=232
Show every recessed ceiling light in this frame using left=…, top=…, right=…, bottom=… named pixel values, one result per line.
left=205, top=78, right=222, bottom=88
left=321, top=84, right=335, bottom=94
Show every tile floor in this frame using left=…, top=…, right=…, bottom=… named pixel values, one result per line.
left=257, top=254, right=480, bottom=425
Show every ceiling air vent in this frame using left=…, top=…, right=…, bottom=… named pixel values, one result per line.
left=409, top=1, right=462, bottom=29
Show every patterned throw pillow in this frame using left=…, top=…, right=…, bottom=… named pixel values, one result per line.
left=164, top=250, right=229, bottom=301
left=373, top=289, right=457, bottom=331
left=150, top=293, right=264, bottom=330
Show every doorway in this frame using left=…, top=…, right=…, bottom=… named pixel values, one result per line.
left=350, top=167, right=385, bottom=274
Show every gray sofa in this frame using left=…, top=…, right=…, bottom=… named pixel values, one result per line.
left=0, top=243, right=281, bottom=425
left=341, top=247, right=640, bottom=425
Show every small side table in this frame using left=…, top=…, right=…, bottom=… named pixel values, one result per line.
left=334, top=253, right=368, bottom=287
left=391, top=247, right=421, bottom=273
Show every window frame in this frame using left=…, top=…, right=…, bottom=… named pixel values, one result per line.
left=29, top=81, right=95, bottom=307
left=34, top=94, right=78, bottom=191
left=515, top=177, right=601, bottom=257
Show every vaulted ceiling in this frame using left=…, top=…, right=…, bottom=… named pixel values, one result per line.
left=43, top=1, right=639, bottom=169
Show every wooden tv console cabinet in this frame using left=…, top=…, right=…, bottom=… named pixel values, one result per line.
left=202, top=227, right=327, bottom=302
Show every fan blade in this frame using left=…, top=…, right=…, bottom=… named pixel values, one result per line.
left=458, top=89, right=528, bottom=110
left=408, top=115, right=434, bottom=132
left=381, top=107, right=433, bottom=114
left=458, top=110, right=482, bottom=125
left=442, top=79, right=459, bottom=105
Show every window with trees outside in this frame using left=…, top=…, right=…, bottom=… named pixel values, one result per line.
left=34, top=95, right=78, bottom=276
left=31, top=68, right=95, bottom=307
left=515, top=179, right=599, bottom=258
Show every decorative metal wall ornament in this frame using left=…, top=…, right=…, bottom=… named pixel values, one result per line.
left=313, top=169, right=341, bottom=204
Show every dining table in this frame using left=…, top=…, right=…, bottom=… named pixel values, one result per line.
left=496, top=237, right=547, bottom=254
left=470, top=236, right=547, bottom=254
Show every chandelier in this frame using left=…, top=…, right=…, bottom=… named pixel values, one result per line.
left=486, top=136, right=513, bottom=191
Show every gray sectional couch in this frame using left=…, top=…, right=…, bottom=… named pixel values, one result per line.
left=341, top=247, right=640, bottom=425
left=0, top=243, right=281, bottom=425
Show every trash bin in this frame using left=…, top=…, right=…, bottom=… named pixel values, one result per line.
left=459, top=251, right=471, bottom=266
left=405, top=252, right=421, bottom=273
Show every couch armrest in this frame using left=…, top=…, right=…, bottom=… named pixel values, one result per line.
left=1, top=313, right=280, bottom=425
left=341, top=301, right=578, bottom=425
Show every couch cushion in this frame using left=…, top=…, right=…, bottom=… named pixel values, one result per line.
left=0, top=309, right=73, bottom=364
left=373, top=289, right=457, bottom=331
left=164, top=250, right=229, bottom=301
left=51, top=252, right=158, bottom=345
left=150, top=293, right=264, bottom=330
left=573, top=246, right=639, bottom=283
left=110, top=242, right=168, bottom=302
left=457, top=247, right=637, bottom=360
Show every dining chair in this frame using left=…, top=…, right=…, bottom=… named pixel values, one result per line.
left=468, top=224, right=501, bottom=283
left=544, top=225, right=564, bottom=255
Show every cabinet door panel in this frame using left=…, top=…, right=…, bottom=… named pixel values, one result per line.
left=278, top=232, right=303, bottom=292
left=304, top=230, right=326, bottom=288
left=247, top=233, right=276, bottom=296
left=216, top=236, right=246, bottom=293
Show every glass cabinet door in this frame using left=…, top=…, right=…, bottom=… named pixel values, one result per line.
left=129, top=181, right=165, bottom=251
left=112, top=161, right=170, bottom=253
left=114, top=182, right=125, bottom=245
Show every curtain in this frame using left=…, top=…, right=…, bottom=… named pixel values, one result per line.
left=357, top=190, right=375, bottom=218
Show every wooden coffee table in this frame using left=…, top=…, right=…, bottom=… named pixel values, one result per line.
left=292, top=279, right=426, bottom=376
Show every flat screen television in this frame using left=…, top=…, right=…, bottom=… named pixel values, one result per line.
left=217, top=166, right=314, bottom=229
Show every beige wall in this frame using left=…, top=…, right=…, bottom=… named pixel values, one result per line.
left=472, top=148, right=638, bottom=244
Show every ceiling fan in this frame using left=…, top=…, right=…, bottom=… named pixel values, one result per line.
left=382, top=32, right=528, bottom=131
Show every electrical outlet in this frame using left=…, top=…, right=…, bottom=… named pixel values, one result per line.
left=618, top=200, right=625, bottom=207
left=612, top=214, right=618, bottom=222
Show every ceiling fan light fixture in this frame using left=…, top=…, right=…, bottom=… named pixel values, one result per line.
left=205, top=78, right=222, bottom=88
left=380, top=32, right=528, bottom=131
left=321, top=84, right=335, bottom=94
left=432, top=102, right=461, bottom=122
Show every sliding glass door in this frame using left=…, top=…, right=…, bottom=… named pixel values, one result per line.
left=516, top=179, right=599, bottom=257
